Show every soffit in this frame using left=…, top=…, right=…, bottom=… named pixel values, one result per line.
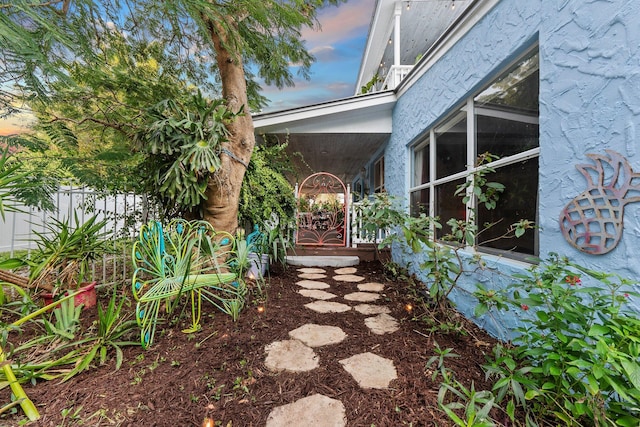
left=252, top=92, right=396, bottom=185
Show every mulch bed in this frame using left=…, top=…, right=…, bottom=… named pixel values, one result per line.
left=3, top=260, right=499, bottom=426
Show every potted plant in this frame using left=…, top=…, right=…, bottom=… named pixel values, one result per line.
left=28, top=211, right=111, bottom=307
left=245, top=225, right=269, bottom=280
left=245, top=214, right=291, bottom=279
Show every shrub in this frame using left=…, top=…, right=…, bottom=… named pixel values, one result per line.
left=478, top=254, right=640, bottom=426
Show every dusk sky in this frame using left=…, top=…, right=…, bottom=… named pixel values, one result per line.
left=259, top=0, right=375, bottom=113
left=0, top=0, right=374, bottom=134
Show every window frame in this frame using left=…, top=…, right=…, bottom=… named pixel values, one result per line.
left=409, top=47, right=540, bottom=260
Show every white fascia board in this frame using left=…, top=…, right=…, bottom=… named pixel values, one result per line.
left=355, top=0, right=396, bottom=92
left=397, top=0, right=501, bottom=98
left=253, top=91, right=396, bottom=134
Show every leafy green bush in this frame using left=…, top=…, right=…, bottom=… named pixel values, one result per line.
left=238, top=142, right=296, bottom=233
left=478, top=254, right=640, bottom=426
left=135, top=91, right=239, bottom=217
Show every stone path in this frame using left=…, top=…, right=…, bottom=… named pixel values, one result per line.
left=264, top=265, right=400, bottom=426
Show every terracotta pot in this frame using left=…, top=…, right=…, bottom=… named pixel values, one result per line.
left=41, top=281, right=98, bottom=309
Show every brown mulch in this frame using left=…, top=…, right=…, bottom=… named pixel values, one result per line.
left=2, top=261, right=499, bottom=426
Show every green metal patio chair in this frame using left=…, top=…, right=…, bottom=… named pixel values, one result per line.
left=132, top=219, right=243, bottom=348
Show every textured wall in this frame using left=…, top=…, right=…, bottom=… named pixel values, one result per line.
left=384, top=0, right=640, bottom=338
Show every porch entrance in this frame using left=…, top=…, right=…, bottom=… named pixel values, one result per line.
left=295, top=172, right=348, bottom=247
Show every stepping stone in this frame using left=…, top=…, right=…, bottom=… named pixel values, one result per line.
left=333, top=274, right=364, bottom=283
left=344, top=292, right=380, bottom=303
left=264, top=340, right=319, bottom=373
left=288, top=324, right=347, bottom=347
left=334, top=267, right=358, bottom=275
left=296, top=280, right=330, bottom=290
left=299, top=273, right=327, bottom=280
left=354, top=304, right=391, bottom=315
left=339, top=352, right=397, bottom=389
left=358, top=282, right=385, bottom=292
left=287, top=255, right=359, bottom=267
left=364, top=313, right=400, bottom=335
left=298, top=267, right=326, bottom=274
left=298, top=289, right=337, bottom=300
left=305, top=301, right=352, bottom=313
left=266, top=393, right=346, bottom=427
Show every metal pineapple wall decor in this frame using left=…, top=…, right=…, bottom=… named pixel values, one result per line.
left=560, top=150, right=640, bottom=255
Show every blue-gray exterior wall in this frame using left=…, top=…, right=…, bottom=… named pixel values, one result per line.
left=384, top=0, right=640, bottom=339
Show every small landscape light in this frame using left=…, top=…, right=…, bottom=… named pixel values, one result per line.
left=405, top=303, right=413, bottom=313
left=257, top=305, right=265, bottom=313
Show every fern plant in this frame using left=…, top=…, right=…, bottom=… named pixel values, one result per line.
left=135, top=91, right=240, bottom=216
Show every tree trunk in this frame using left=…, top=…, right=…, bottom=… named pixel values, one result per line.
left=203, top=16, right=255, bottom=235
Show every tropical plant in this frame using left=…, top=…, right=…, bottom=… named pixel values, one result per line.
left=477, top=254, right=640, bottom=426
left=358, top=157, right=534, bottom=321
left=47, top=297, right=82, bottom=340
left=0, top=290, right=87, bottom=422
left=62, top=288, right=140, bottom=381
left=425, top=341, right=459, bottom=382
left=134, top=92, right=240, bottom=218
left=438, top=380, right=498, bottom=427
left=27, top=212, right=111, bottom=290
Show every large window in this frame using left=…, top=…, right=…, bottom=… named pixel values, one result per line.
left=410, top=48, right=539, bottom=257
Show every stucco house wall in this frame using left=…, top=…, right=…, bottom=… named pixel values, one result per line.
left=384, top=0, right=640, bottom=338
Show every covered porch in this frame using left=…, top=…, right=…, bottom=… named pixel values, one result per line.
left=252, top=91, right=396, bottom=256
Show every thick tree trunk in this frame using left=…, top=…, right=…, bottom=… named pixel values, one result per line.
left=203, top=17, right=255, bottom=235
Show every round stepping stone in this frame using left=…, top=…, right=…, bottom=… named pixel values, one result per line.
left=339, top=352, right=397, bottom=389
left=354, top=304, right=391, bottom=315
left=298, top=267, right=326, bottom=274
left=266, top=394, right=346, bottom=427
left=296, top=280, right=330, bottom=290
left=344, top=292, right=380, bottom=302
left=299, top=273, right=327, bottom=280
left=288, top=324, right=347, bottom=347
left=333, top=274, right=364, bottom=282
left=265, top=340, right=319, bottom=373
left=298, top=289, right=337, bottom=300
left=334, top=267, right=357, bottom=275
left=358, top=282, right=385, bottom=292
left=305, top=301, right=352, bottom=313
left=364, top=313, right=400, bottom=335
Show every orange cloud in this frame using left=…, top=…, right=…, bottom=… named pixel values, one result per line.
left=302, top=0, right=374, bottom=46
left=0, top=114, right=33, bottom=135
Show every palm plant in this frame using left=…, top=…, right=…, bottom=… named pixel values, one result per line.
left=27, top=212, right=111, bottom=291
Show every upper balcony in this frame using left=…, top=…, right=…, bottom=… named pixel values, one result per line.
left=361, top=64, right=414, bottom=94
left=356, top=0, right=473, bottom=96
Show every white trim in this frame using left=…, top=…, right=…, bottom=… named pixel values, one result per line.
left=466, top=97, right=476, bottom=225
left=474, top=106, right=539, bottom=124
left=356, top=0, right=395, bottom=91
left=252, top=91, right=396, bottom=134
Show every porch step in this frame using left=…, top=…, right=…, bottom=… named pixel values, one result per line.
left=286, top=256, right=360, bottom=268
left=287, top=245, right=390, bottom=263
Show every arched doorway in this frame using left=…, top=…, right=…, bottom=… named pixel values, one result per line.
left=296, top=172, right=348, bottom=247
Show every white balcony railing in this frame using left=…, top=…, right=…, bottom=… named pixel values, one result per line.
left=381, top=65, right=413, bottom=91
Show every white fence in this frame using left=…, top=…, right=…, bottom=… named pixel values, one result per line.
left=1, top=186, right=152, bottom=285
left=350, top=201, right=388, bottom=247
